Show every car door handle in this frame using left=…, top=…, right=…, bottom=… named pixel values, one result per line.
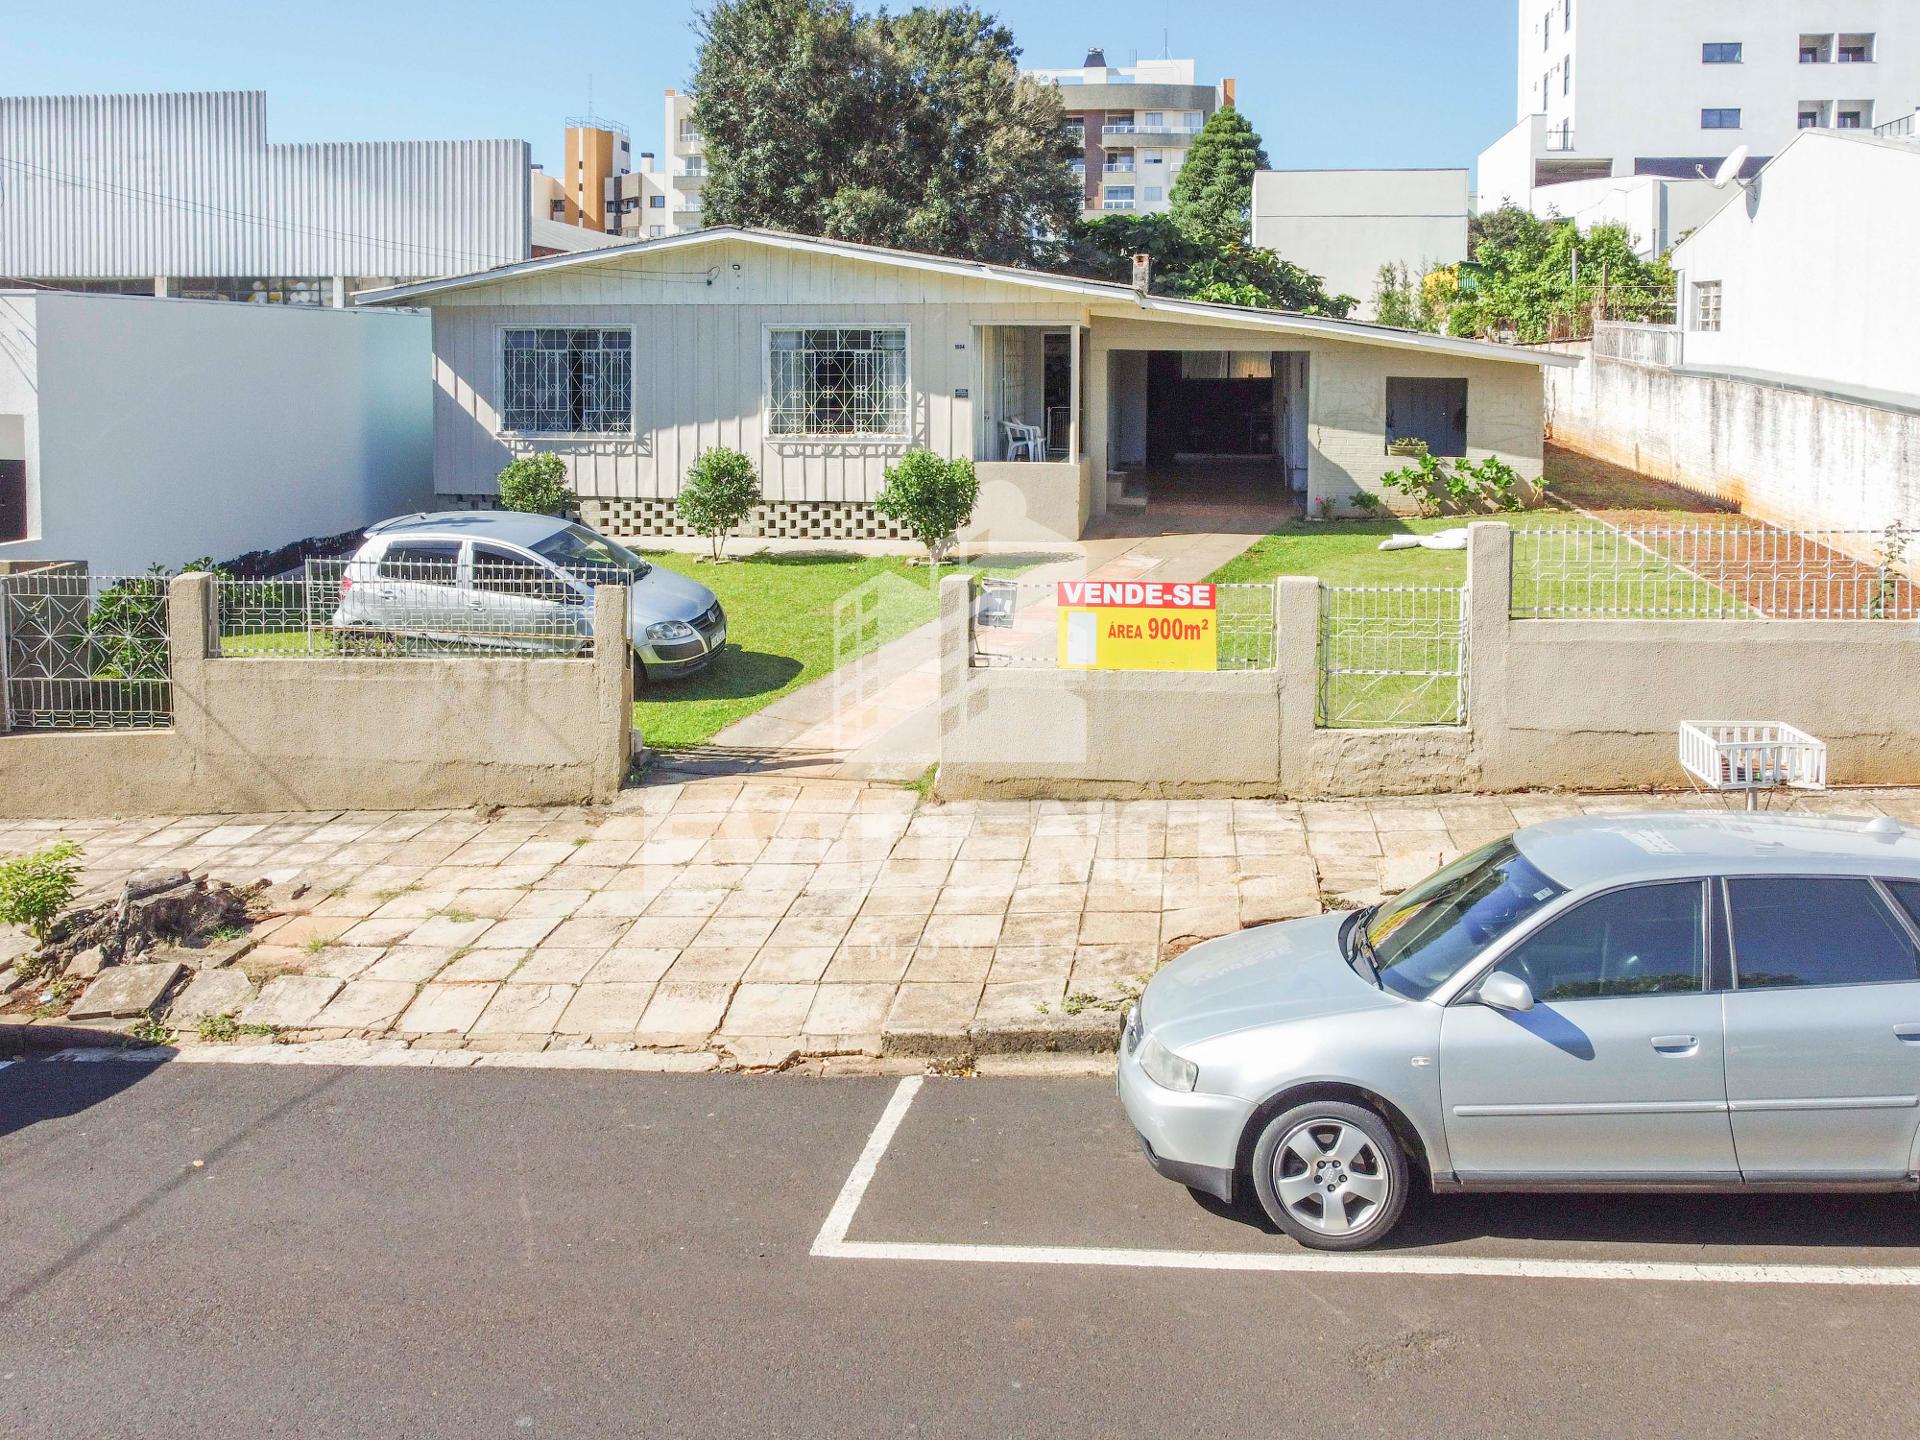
left=1651, top=1034, right=1700, bottom=1055
left=1895, top=1025, right=1920, bottom=1044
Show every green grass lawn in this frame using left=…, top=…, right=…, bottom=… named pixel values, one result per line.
left=1207, top=517, right=1484, bottom=588
left=1204, top=512, right=1748, bottom=727
left=635, top=549, right=1042, bottom=750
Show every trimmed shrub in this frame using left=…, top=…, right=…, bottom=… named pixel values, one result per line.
left=678, top=448, right=762, bottom=561
left=497, top=453, right=573, bottom=516
left=874, top=450, right=979, bottom=565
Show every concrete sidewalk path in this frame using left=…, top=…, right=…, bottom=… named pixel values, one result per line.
left=8, top=779, right=1918, bottom=1070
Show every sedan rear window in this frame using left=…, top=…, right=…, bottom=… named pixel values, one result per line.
left=1366, top=840, right=1566, bottom=1000
left=1728, top=877, right=1920, bottom=989
left=377, top=541, right=459, bottom=585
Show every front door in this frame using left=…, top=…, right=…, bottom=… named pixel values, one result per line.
left=1440, top=880, right=1738, bottom=1182
left=1721, top=876, right=1920, bottom=1181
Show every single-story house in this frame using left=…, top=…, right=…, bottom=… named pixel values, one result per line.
left=358, top=227, right=1573, bottom=542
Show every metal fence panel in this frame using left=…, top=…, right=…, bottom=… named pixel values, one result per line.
left=214, top=558, right=596, bottom=658
left=1512, top=526, right=1917, bottom=620
left=1, top=571, right=172, bottom=730
left=1318, top=584, right=1467, bottom=728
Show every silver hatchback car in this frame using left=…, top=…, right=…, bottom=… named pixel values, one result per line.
left=332, top=511, right=726, bottom=680
left=1120, top=812, right=1920, bottom=1250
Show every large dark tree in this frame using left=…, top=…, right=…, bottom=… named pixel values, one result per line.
left=691, top=0, right=1081, bottom=264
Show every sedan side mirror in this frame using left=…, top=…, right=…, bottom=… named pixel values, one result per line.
left=1477, top=972, right=1536, bottom=1013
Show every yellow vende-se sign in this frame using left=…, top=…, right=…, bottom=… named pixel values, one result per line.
left=1055, top=580, right=1219, bottom=672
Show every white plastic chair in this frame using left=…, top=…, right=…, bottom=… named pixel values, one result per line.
left=1002, top=420, right=1041, bottom=461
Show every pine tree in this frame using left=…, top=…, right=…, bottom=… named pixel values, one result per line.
left=1168, top=104, right=1271, bottom=245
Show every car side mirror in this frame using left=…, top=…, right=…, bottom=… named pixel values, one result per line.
left=1477, top=972, right=1536, bottom=1013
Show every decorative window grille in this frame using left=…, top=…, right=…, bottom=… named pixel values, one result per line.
left=502, top=328, right=632, bottom=434
left=767, top=327, right=908, bottom=437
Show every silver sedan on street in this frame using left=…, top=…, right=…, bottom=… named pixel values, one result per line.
left=1119, top=812, right=1920, bottom=1249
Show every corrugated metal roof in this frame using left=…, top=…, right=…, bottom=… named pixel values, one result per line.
left=0, top=90, right=530, bottom=280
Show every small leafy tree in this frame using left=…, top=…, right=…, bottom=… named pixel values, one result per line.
left=0, top=839, right=82, bottom=945
left=875, top=450, right=979, bottom=565
left=497, top=453, right=573, bottom=516
left=677, top=448, right=762, bottom=561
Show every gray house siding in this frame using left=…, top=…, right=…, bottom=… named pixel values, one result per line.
left=425, top=238, right=1080, bottom=508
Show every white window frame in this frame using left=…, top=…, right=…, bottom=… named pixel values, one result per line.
left=496, top=324, right=637, bottom=438
left=1693, top=281, right=1723, bottom=333
left=763, top=323, right=912, bottom=442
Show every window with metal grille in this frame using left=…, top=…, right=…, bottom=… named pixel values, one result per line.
left=501, top=328, right=632, bottom=434
left=767, top=327, right=908, bottom=437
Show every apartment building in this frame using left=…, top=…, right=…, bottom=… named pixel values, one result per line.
left=0, top=90, right=530, bottom=304
left=1477, top=2, right=1920, bottom=253
left=1024, top=50, right=1232, bottom=218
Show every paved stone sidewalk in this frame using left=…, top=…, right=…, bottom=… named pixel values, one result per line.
left=8, top=779, right=1919, bottom=1067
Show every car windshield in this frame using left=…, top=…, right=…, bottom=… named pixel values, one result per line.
left=530, top=524, right=651, bottom=584
left=1365, top=840, right=1565, bottom=1000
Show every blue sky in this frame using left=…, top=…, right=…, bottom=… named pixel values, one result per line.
left=2, top=0, right=1515, bottom=176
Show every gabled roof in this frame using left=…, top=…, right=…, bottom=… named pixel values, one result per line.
left=1673, top=126, right=1920, bottom=260
left=355, top=226, right=1574, bottom=369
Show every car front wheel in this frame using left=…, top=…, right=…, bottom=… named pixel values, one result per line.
left=1250, top=1100, right=1407, bottom=1251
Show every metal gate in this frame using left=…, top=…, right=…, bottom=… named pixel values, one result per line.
left=1317, top=584, right=1467, bottom=728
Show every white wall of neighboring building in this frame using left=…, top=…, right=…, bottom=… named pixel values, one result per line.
left=0, top=292, right=432, bottom=573
left=0, top=91, right=530, bottom=293
left=1483, top=2, right=1920, bottom=228
left=1516, top=0, right=1919, bottom=170
left=1252, top=170, right=1469, bottom=320
left=1671, top=130, right=1920, bottom=400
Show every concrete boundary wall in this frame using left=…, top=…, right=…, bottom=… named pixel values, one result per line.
left=1544, top=342, right=1920, bottom=535
left=0, top=575, right=631, bottom=818
left=937, top=528, right=1920, bottom=798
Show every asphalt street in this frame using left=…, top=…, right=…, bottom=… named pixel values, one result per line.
left=4, top=1059, right=1920, bottom=1438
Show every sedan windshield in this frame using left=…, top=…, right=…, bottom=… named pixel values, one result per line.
left=530, top=524, right=651, bottom=584
left=1366, top=840, right=1565, bottom=1000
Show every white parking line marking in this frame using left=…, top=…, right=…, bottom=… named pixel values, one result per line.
left=812, top=1076, right=1920, bottom=1288
left=811, top=1074, right=923, bottom=1254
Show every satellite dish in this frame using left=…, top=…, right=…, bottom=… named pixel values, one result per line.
left=1710, top=145, right=1750, bottom=189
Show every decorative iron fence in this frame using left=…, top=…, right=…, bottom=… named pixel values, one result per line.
left=1317, top=584, right=1468, bottom=728
left=1511, top=526, right=1918, bottom=620
left=1, top=570, right=172, bottom=730
left=970, top=581, right=1275, bottom=670
left=214, top=557, right=597, bottom=658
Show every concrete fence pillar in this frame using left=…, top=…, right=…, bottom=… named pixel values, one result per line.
left=166, top=571, right=215, bottom=757
left=592, top=583, right=633, bottom=798
left=1274, top=575, right=1319, bottom=795
left=1464, top=522, right=1514, bottom=763
left=935, top=572, right=972, bottom=776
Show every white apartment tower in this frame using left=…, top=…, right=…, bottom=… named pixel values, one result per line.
left=1024, top=50, right=1232, bottom=218
left=1479, top=1, right=1920, bottom=216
